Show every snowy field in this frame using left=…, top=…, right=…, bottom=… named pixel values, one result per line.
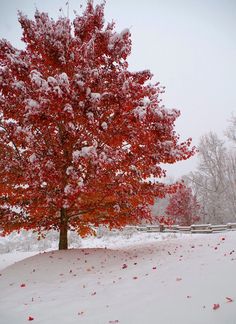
left=0, top=230, right=235, bottom=324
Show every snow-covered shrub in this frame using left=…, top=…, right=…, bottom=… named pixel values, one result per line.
left=96, top=225, right=137, bottom=239
left=0, top=230, right=82, bottom=253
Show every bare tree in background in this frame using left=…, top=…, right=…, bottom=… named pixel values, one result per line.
left=226, top=114, right=236, bottom=145
left=184, top=131, right=236, bottom=224
left=224, top=115, right=236, bottom=216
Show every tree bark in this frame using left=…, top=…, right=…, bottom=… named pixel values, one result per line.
left=59, top=207, right=68, bottom=250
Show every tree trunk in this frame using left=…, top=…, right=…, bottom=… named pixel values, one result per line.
left=59, top=207, right=68, bottom=250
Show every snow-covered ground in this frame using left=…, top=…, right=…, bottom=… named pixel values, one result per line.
left=0, top=230, right=235, bottom=323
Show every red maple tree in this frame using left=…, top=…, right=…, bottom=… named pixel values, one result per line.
left=0, top=1, right=195, bottom=249
left=165, top=184, right=201, bottom=226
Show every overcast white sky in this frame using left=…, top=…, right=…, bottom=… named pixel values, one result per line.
left=0, top=0, right=236, bottom=178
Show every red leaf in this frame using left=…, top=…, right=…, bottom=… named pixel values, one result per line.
left=20, top=283, right=26, bottom=288
left=226, top=297, right=233, bottom=303
left=78, top=311, right=84, bottom=315
left=28, top=316, right=34, bottom=321
left=213, top=304, right=220, bottom=310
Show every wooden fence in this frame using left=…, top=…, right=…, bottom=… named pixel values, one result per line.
left=133, top=223, right=236, bottom=234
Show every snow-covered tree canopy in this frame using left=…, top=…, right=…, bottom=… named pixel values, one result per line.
left=0, top=1, right=195, bottom=249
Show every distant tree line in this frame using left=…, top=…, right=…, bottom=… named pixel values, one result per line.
left=153, top=115, right=236, bottom=225
left=184, top=115, right=236, bottom=224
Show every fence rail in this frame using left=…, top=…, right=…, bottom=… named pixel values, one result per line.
left=133, top=223, right=236, bottom=234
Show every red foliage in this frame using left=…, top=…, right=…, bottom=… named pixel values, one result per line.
left=213, top=304, right=220, bottom=310
left=165, top=184, right=201, bottom=226
left=0, top=2, right=195, bottom=247
left=156, top=215, right=174, bottom=226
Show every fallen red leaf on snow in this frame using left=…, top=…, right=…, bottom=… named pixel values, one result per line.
left=78, top=311, right=84, bottom=315
left=213, top=303, right=220, bottom=310
left=226, top=297, right=233, bottom=303
left=20, top=283, right=26, bottom=288
left=133, top=276, right=138, bottom=280
left=28, top=316, right=34, bottom=321
left=122, top=264, right=127, bottom=269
